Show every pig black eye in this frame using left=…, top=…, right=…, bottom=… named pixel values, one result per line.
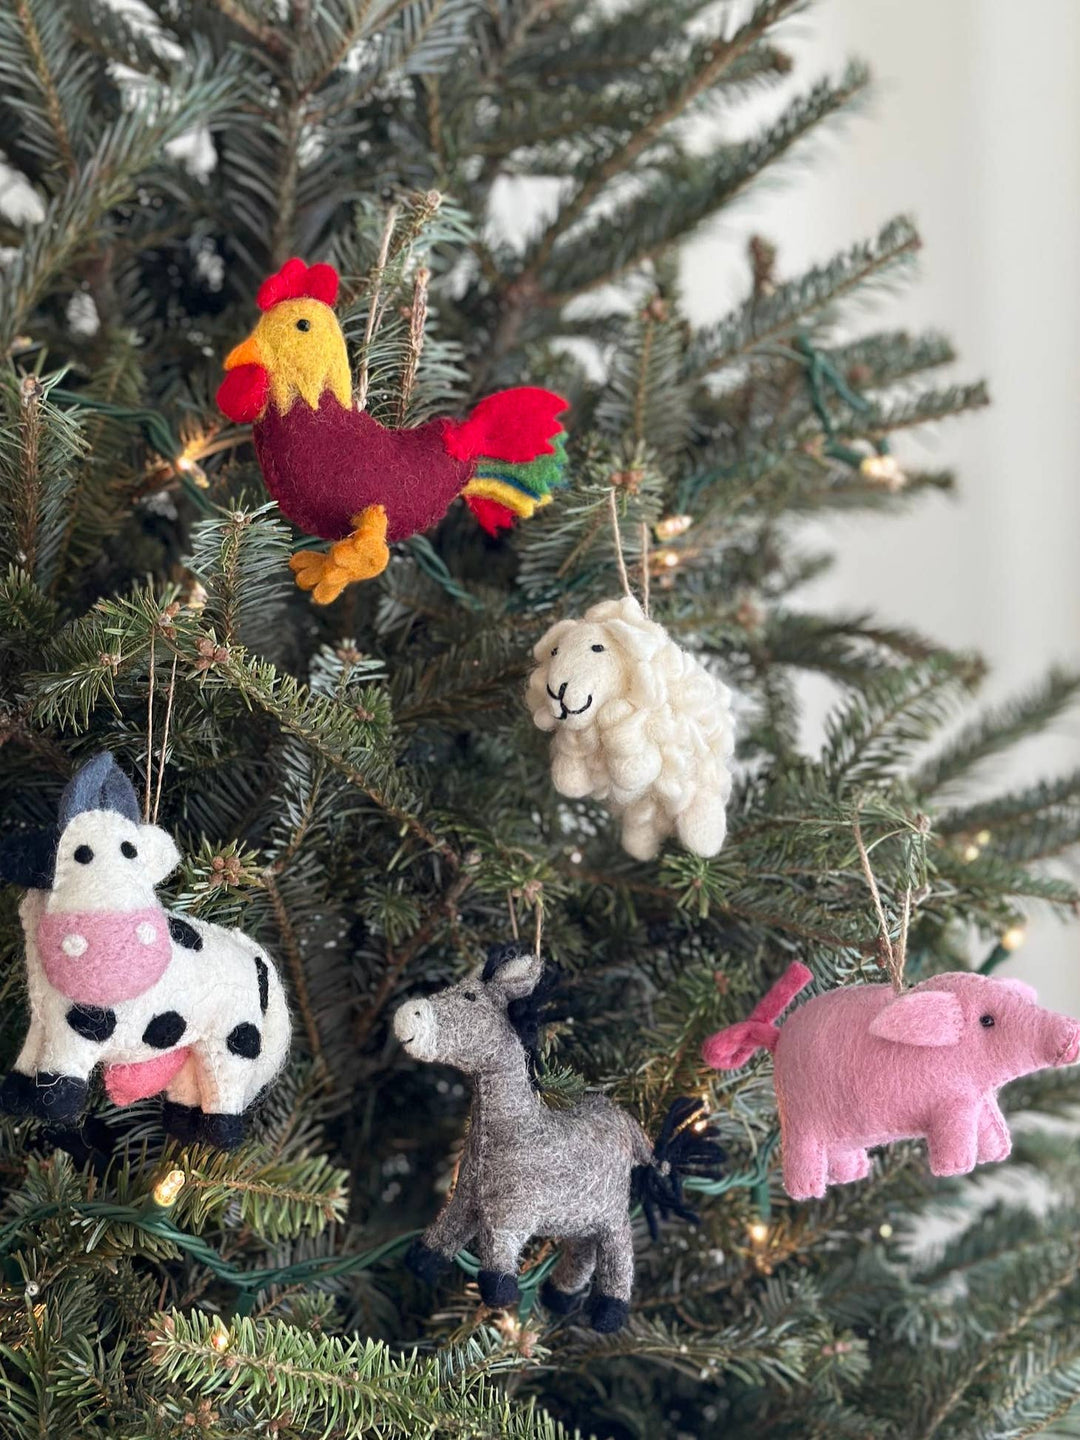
left=980, top=1014, right=995, bottom=1028
left=120, top=841, right=138, bottom=859
left=296, top=318, right=311, bottom=332
left=591, top=643, right=605, bottom=652
left=463, top=991, right=478, bottom=1002
left=74, top=845, right=93, bottom=864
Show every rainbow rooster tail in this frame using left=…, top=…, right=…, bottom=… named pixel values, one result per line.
left=446, top=387, right=569, bottom=536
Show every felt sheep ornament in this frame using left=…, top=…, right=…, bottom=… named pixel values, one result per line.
left=702, top=962, right=1080, bottom=1200
left=526, top=595, right=735, bottom=861
left=0, top=753, right=290, bottom=1149
left=395, top=945, right=723, bottom=1333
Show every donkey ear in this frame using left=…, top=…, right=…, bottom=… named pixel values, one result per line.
left=136, top=824, right=181, bottom=885
left=869, top=988, right=964, bottom=1047
left=485, top=949, right=544, bottom=1003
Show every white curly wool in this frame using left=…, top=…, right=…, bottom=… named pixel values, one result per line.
left=527, top=595, right=736, bottom=860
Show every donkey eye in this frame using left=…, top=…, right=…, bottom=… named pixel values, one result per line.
left=980, top=1014, right=995, bottom=1028
left=296, top=318, right=311, bottom=332
left=120, top=841, right=138, bottom=859
left=591, top=643, right=605, bottom=652
left=463, top=990, right=478, bottom=1002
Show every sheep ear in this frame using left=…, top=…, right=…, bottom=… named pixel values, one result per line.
left=483, top=947, right=544, bottom=1003
left=994, top=976, right=1039, bottom=1005
left=532, top=620, right=573, bottom=662
left=869, top=989, right=963, bottom=1047
left=137, top=825, right=181, bottom=885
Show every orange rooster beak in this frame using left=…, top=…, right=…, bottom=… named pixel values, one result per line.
left=224, top=334, right=264, bottom=371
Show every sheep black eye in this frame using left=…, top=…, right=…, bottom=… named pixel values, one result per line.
left=74, top=845, right=93, bottom=864
left=551, top=647, right=558, bottom=656
left=591, top=643, right=605, bottom=652
left=296, top=318, right=311, bottom=332
left=463, top=990, right=478, bottom=1002
left=980, top=1014, right=995, bottom=1028
left=121, top=841, right=138, bottom=859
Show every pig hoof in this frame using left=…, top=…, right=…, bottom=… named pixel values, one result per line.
left=478, top=1270, right=519, bottom=1308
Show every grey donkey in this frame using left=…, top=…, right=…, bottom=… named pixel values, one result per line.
left=394, top=945, right=722, bottom=1332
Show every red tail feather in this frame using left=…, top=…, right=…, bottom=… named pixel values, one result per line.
left=445, top=387, right=568, bottom=465
left=465, top=495, right=517, bottom=536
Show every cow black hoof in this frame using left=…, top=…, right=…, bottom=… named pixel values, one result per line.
left=588, top=1294, right=630, bottom=1333
left=405, top=1239, right=451, bottom=1286
left=162, top=1100, right=202, bottom=1144
left=540, top=1279, right=587, bottom=1315
left=0, top=1071, right=87, bottom=1122
left=478, top=1269, right=520, bottom=1308
left=198, top=1112, right=246, bottom=1150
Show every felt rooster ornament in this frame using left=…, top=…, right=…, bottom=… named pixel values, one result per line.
left=216, top=258, right=569, bottom=603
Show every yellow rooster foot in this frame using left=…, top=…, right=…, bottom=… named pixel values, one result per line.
left=289, top=505, right=390, bottom=605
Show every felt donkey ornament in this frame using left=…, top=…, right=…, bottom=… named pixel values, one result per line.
left=702, top=962, right=1080, bottom=1200
left=0, top=753, right=290, bottom=1149
left=395, top=945, right=723, bottom=1332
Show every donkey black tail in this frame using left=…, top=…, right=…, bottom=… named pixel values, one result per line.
left=634, top=1098, right=725, bottom=1242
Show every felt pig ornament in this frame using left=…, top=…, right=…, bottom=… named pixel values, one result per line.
left=0, top=753, right=290, bottom=1149
left=702, top=962, right=1080, bottom=1200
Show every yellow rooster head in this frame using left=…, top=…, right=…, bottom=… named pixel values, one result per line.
left=217, top=259, right=352, bottom=423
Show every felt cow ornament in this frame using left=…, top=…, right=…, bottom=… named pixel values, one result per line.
left=395, top=945, right=723, bottom=1332
left=216, top=257, right=570, bottom=604
left=0, top=753, right=290, bottom=1149
left=702, top=962, right=1080, bottom=1200
left=527, top=595, right=736, bottom=860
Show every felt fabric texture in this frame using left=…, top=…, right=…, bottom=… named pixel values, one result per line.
left=216, top=259, right=570, bottom=603
left=0, top=753, right=291, bottom=1150
left=527, top=595, right=737, bottom=861
left=290, top=503, right=391, bottom=604
left=702, top=964, right=1080, bottom=1199
left=395, top=946, right=652, bottom=1331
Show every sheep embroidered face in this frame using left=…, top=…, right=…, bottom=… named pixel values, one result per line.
left=0, top=753, right=290, bottom=1149
left=526, top=595, right=736, bottom=861
left=396, top=945, right=723, bottom=1333
left=703, top=963, right=1080, bottom=1199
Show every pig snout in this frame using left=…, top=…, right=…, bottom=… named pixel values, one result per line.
left=1052, top=1017, right=1080, bottom=1068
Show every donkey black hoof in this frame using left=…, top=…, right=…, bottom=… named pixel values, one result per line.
left=588, top=1294, right=630, bottom=1333
left=0, top=1071, right=87, bottom=1122
left=198, top=1112, right=246, bottom=1150
left=478, top=1269, right=520, bottom=1308
left=405, top=1240, right=451, bottom=1286
left=540, top=1279, right=587, bottom=1315
left=162, top=1100, right=202, bottom=1144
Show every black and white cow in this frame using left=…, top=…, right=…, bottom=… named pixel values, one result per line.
left=0, top=753, right=290, bottom=1149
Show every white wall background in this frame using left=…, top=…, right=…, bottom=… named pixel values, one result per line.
left=682, top=0, right=1080, bottom=1010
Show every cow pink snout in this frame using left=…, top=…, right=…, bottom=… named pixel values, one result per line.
left=37, top=906, right=172, bottom=1004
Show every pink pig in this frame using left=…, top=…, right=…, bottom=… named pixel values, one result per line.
left=702, top=964, right=1080, bottom=1199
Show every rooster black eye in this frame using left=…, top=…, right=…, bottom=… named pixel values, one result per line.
left=591, top=643, right=605, bottom=652
left=463, top=991, right=478, bottom=1002
left=296, top=318, right=311, bottom=332
left=980, top=1014, right=995, bottom=1028
left=120, top=841, right=138, bottom=859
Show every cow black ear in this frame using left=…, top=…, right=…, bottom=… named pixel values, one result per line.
left=0, top=828, right=58, bottom=890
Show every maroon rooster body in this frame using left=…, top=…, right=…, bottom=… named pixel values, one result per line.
left=217, top=258, right=568, bottom=604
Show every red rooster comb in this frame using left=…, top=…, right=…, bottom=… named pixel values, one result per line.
left=256, top=257, right=339, bottom=312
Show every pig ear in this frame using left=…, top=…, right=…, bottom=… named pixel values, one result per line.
left=993, top=977, right=1039, bottom=1006
left=869, top=989, right=964, bottom=1047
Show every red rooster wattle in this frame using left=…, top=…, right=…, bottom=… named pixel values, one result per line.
left=216, top=258, right=569, bottom=603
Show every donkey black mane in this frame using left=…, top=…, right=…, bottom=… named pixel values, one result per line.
left=482, top=944, right=568, bottom=1084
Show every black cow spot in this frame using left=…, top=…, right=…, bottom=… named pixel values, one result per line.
left=227, top=1023, right=261, bottom=1059
left=254, top=957, right=269, bottom=1014
left=168, top=915, right=203, bottom=951
left=142, top=1011, right=187, bottom=1049
left=66, top=1005, right=116, bottom=1043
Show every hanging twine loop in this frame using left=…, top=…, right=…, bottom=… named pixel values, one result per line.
left=607, top=487, right=651, bottom=617
left=852, top=813, right=912, bottom=994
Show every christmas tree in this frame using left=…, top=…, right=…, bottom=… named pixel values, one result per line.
left=2, top=1, right=1079, bottom=1436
